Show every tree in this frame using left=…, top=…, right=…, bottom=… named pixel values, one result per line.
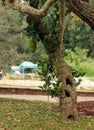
left=0, top=4, right=26, bottom=72
left=0, top=4, right=45, bottom=72
left=4, top=0, right=94, bottom=121
left=64, top=13, right=94, bottom=57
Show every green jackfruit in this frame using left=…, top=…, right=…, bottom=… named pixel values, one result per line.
left=29, top=39, right=37, bottom=53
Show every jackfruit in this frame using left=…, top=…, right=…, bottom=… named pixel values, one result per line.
left=29, top=39, right=37, bottom=53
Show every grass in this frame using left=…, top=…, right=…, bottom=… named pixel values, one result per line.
left=0, top=99, right=94, bottom=130
left=81, top=61, right=94, bottom=77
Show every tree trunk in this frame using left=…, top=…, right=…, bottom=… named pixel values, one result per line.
left=27, top=0, right=78, bottom=121
left=45, top=44, right=78, bottom=121
left=56, top=58, right=78, bottom=121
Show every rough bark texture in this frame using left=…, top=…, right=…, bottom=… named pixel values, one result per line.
left=26, top=0, right=78, bottom=121
left=51, top=1, right=77, bottom=120
left=58, top=59, right=78, bottom=121
left=66, top=0, right=94, bottom=30
left=42, top=41, right=77, bottom=121
left=5, top=0, right=57, bottom=19
left=47, top=46, right=78, bottom=121
left=5, top=0, right=94, bottom=30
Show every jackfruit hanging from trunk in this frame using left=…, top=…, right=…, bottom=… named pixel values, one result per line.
left=29, top=39, right=37, bottom=53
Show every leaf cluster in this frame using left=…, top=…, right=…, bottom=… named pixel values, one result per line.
left=64, top=47, right=87, bottom=85
left=38, top=57, right=62, bottom=97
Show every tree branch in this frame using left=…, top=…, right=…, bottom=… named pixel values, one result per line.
left=66, top=0, right=94, bottom=30
left=59, top=0, right=65, bottom=52
left=5, top=0, right=94, bottom=29
left=5, top=0, right=57, bottom=19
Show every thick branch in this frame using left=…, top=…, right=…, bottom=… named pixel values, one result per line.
left=66, top=0, right=94, bottom=30
left=5, top=0, right=57, bottom=19
left=5, top=0, right=94, bottom=29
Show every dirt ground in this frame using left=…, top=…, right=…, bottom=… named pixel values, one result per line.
left=0, top=87, right=93, bottom=116
left=77, top=101, right=94, bottom=116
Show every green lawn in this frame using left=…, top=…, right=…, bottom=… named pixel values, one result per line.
left=0, top=99, right=94, bottom=130
left=81, top=61, right=94, bottom=77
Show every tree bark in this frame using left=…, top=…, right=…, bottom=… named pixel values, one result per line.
left=45, top=44, right=78, bottom=121
left=66, top=0, right=94, bottom=30
left=55, top=55, right=78, bottom=121
left=5, top=0, right=57, bottom=19
left=5, top=0, right=94, bottom=29
left=26, top=0, right=78, bottom=121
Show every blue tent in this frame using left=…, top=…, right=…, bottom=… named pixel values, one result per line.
left=18, top=61, right=37, bottom=79
left=18, top=61, right=37, bottom=70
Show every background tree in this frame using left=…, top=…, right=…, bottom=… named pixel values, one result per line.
left=3, top=0, right=94, bottom=121
left=64, top=12, right=94, bottom=57
left=0, top=3, right=45, bottom=72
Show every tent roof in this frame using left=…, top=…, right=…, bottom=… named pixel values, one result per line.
left=18, top=61, right=37, bottom=70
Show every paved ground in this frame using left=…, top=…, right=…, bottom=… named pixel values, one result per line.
left=0, top=78, right=94, bottom=103
left=0, top=79, right=44, bottom=89
left=0, top=77, right=94, bottom=91
left=0, top=94, right=94, bottom=102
